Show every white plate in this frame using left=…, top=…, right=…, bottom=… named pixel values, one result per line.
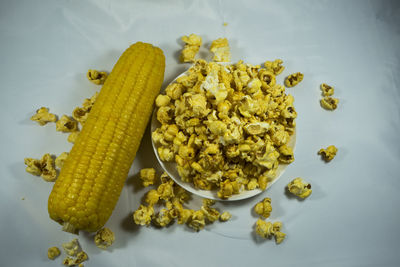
left=151, top=68, right=296, bottom=201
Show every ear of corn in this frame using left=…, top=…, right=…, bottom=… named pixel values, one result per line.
left=48, top=42, right=165, bottom=232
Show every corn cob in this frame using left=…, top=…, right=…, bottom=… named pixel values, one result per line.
left=48, top=42, right=165, bottom=232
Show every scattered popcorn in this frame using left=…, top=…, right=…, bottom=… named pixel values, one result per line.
left=55, top=152, right=69, bottom=169
left=140, top=168, right=157, bottom=187
left=47, top=246, right=61, bottom=260
left=56, top=115, right=78, bottom=132
left=72, top=107, right=89, bottom=126
left=254, top=197, right=272, bottom=218
left=133, top=205, right=154, bottom=226
left=30, top=107, right=57, bottom=126
left=94, top=228, right=115, bottom=249
left=219, top=211, right=232, bottom=222
left=67, top=131, right=80, bottom=143
left=320, top=83, right=334, bottom=96
left=82, top=92, right=99, bottom=111
left=318, top=145, right=338, bottom=162
left=24, top=153, right=57, bottom=182
left=255, top=219, right=286, bottom=244
left=284, top=72, right=304, bottom=87
left=87, top=69, right=108, bottom=85
left=145, top=189, right=160, bottom=206
left=62, top=238, right=80, bottom=257
left=320, top=96, right=339, bottom=110
left=187, top=210, right=206, bottom=231
left=180, top=34, right=202, bottom=63
left=63, top=251, right=88, bottom=266
left=264, top=59, right=285, bottom=75
left=210, top=38, right=231, bottom=62
left=154, top=209, right=174, bottom=227
left=287, top=177, right=312, bottom=198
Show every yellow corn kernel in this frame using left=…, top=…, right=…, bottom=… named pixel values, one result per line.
left=31, top=107, right=57, bottom=125
left=48, top=42, right=165, bottom=233
left=87, top=69, right=108, bottom=85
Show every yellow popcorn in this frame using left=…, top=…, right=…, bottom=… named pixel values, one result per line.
left=264, top=59, right=285, bottom=75
left=318, top=145, right=338, bottom=162
left=210, top=38, right=231, bottom=62
left=274, top=231, right=286, bottom=244
left=287, top=177, right=312, bottom=198
left=255, top=219, right=274, bottom=238
left=133, top=205, right=154, bottom=226
left=320, top=96, right=339, bottom=110
left=278, top=145, right=294, bottom=164
left=94, top=228, right=115, bottom=249
left=63, top=251, right=88, bottom=266
left=145, top=189, right=160, bottom=206
left=320, top=83, right=334, bottom=96
left=156, top=106, right=173, bottom=124
left=187, top=210, right=206, bottom=231
left=82, top=91, right=98, bottom=111
left=244, top=122, right=269, bottom=135
left=72, top=107, right=89, bottom=125
left=67, top=131, right=79, bottom=143
left=154, top=209, right=174, bottom=227
left=155, top=94, right=171, bottom=107
left=24, top=153, right=57, bottom=182
left=254, top=197, right=272, bottom=218
left=247, top=178, right=259, bottom=190
left=157, top=146, right=174, bottom=162
left=87, top=69, right=108, bottom=85
left=258, top=69, right=276, bottom=90
left=201, top=205, right=220, bottom=223
left=140, top=168, right=157, bottom=187
left=284, top=72, right=304, bottom=87
left=55, top=152, right=69, bottom=169
left=219, top=211, right=232, bottom=222
left=56, top=115, right=78, bottom=132
left=62, top=238, right=80, bottom=257
left=180, top=34, right=202, bottom=63
left=177, top=208, right=194, bottom=224
left=30, top=107, right=57, bottom=126
left=218, top=179, right=239, bottom=199
left=157, top=180, right=175, bottom=201
left=202, top=198, right=216, bottom=207
left=47, top=246, right=61, bottom=260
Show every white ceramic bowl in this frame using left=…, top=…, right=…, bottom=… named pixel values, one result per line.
left=151, top=69, right=296, bottom=201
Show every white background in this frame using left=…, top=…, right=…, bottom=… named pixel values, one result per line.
left=1, top=0, right=400, bottom=266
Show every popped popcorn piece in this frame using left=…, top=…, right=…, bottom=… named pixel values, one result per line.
left=278, top=144, right=294, bottom=164
left=320, top=83, right=334, bottom=96
left=287, top=177, right=312, bottom=198
left=55, top=152, right=69, bottom=169
left=180, top=34, right=202, bottom=63
left=284, top=72, right=304, bottom=87
left=255, top=219, right=286, bottom=244
left=177, top=208, right=194, bottom=225
left=210, top=38, right=231, bottom=62
left=145, top=189, right=160, bottom=206
left=140, top=168, right=157, bottom=187
left=82, top=92, right=99, bottom=111
left=63, top=251, right=88, bottom=266
left=56, top=115, right=78, bottom=132
left=201, top=205, right=220, bottom=223
left=72, top=107, right=89, bottom=125
left=24, top=153, right=57, bottom=182
left=154, top=209, right=174, bottom=227
left=254, top=197, right=272, bottom=218
left=157, top=179, right=175, bottom=200
left=274, top=231, right=286, bottom=244
left=187, top=210, right=206, bottom=231
left=47, top=246, right=61, bottom=260
left=320, top=96, right=339, bottom=110
left=94, top=228, right=115, bottom=249
left=264, top=59, right=285, bottom=75
left=62, top=238, right=80, bottom=257
left=67, top=131, right=80, bottom=143
left=30, top=107, right=57, bottom=125
left=318, top=145, right=338, bottom=162
left=133, top=205, right=154, bottom=226
left=202, top=198, right=216, bottom=207
left=247, top=178, right=259, bottom=190
left=87, top=69, right=108, bottom=85
left=155, top=94, right=171, bottom=107
left=219, top=211, right=232, bottom=222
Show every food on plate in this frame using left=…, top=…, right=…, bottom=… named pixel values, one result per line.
left=210, top=38, right=231, bottom=62
left=24, top=153, right=57, bottom=182
left=47, top=246, right=61, bottom=260
left=284, top=72, right=304, bottom=87
left=30, top=107, right=57, bottom=125
left=86, top=69, right=108, bottom=85
left=48, top=42, right=166, bottom=233
left=320, top=83, right=334, bottom=96
left=94, top=227, right=115, bottom=249
left=320, top=96, right=339, bottom=110
left=318, top=145, right=338, bottom=162
left=264, top=59, right=285, bottom=75
left=287, top=177, right=312, bottom=198
left=255, top=219, right=286, bottom=244
left=254, top=197, right=272, bottom=218
left=180, top=34, right=202, bottom=63
left=55, top=115, right=78, bottom=133
left=152, top=59, right=296, bottom=199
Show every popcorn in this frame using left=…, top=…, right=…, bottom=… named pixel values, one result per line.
left=278, top=145, right=294, bottom=164
left=318, top=145, right=338, bottom=162
left=56, top=115, right=78, bottom=132
left=219, top=211, right=232, bottom=222
left=24, top=153, right=57, bottom=182
left=62, top=238, right=80, bottom=257
left=254, top=197, right=272, bottom=218
left=94, top=228, right=115, bottom=249
left=255, top=219, right=286, bottom=244
left=284, top=72, right=304, bottom=87
left=140, top=168, right=157, bottom=187
left=187, top=210, right=206, bottom=231
left=87, top=69, right=108, bottom=85
left=320, top=96, right=339, bottom=110
left=67, top=132, right=79, bottom=143
left=63, top=251, right=88, bottom=266
left=47, top=247, right=61, bottom=260
left=145, top=189, right=160, bottom=206
left=72, top=107, right=89, bottom=125
left=264, top=59, right=285, bottom=75
left=210, top=38, right=231, bottom=62
left=180, top=34, right=202, bottom=63
left=155, top=94, right=171, bottom=107
left=55, top=152, right=69, bottom=169
left=30, top=107, right=57, bottom=125
left=320, top=83, right=334, bottom=96
left=133, top=205, right=154, bottom=226
left=287, top=177, right=312, bottom=198
left=154, top=209, right=174, bottom=227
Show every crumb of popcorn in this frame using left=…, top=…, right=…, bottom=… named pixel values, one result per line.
left=30, top=107, right=57, bottom=126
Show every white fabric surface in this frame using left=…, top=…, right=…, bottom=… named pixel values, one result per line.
left=1, top=0, right=400, bottom=266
